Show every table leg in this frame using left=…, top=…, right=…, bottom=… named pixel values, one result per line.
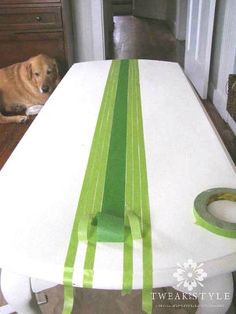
left=1, top=269, right=40, bottom=314
left=196, top=272, right=233, bottom=314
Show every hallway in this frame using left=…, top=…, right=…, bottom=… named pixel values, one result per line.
left=110, top=15, right=236, bottom=165
left=111, top=15, right=185, bottom=66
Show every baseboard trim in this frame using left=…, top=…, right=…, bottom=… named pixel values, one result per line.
left=166, top=19, right=176, bottom=37
left=112, top=4, right=132, bottom=15
left=209, top=82, right=228, bottom=121
left=208, top=81, right=236, bottom=136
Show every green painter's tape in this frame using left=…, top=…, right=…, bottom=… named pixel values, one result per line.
left=77, top=214, right=95, bottom=241
left=81, top=61, right=122, bottom=288
left=122, top=60, right=137, bottom=295
left=96, top=212, right=125, bottom=242
left=63, top=60, right=153, bottom=314
left=82, top=60, right=130, bottom=290
left=134, top=61, right=153, bottom=314
left=96, top=210, right=142, bottom=243
left=83, top=225, right=97, bottom=288
left=193, top=188, right=236, bottom=238
left=127, top=210, right=142, bottom=240
left=63, top=286, right=74, bottom=314
left=97, top=59, right=129, bottom=241
left=122, top=60, right=153, bottom=314
left=62, top=61, right=121, bottom=313
left=122, top=228, right=133, bottom=295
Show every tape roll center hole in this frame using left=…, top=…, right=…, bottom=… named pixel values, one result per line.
left=208, top=200, right=236, bottom=223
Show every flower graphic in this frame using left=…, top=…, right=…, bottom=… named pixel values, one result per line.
left=173, top=259, right=207, bottom=291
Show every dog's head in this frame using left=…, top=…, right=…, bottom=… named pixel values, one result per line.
left=26, top=54, right=60, bottom=94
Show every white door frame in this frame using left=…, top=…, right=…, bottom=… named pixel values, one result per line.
left=184, top=0, right=216, bottom=99
left=72, top=0, right=106, bottom=62
left=91, top=0, right=106, bottom=60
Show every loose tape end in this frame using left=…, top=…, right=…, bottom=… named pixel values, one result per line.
left=127, top=210, right=142, bottom=240
left=78, top=214, right=95, bottom=241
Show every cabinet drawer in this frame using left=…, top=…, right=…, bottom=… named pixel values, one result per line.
left=0, top=1, right=60, bottom=4
left=0, top=7, right=62, bottom=31
left=0, top=31, right=67, bottom=74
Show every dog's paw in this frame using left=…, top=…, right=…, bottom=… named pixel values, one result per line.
left=17, top=115, right=28, bottom=123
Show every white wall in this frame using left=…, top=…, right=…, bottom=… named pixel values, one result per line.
left=176, top=0, right=187, bottom=40
left=133, top=0, right=167, bottom=20
left=166, top=0, right=187, bottom=40
left=103, top=0, right=113, bottom=59
left=72, top=0, right=105, bottom=62
left=209, top=0, right=236, bottom=134
left=166, top=0, right=176, bottom=35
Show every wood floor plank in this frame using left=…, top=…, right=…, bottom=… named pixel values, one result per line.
left=0, top=117, right=35, bottom=170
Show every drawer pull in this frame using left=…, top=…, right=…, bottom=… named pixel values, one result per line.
left=35, top=16, right=42, bottom=22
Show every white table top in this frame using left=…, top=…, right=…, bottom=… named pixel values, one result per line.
left=0, top=60, right=235, bottom=290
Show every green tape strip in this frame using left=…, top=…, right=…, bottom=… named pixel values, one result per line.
left=62, top=61, right=121, bottom=313
left=127, top=210, right=142, bottom=240
left=77, top=214, right=95, bottom=241
left=63, top=286, right=74, bottom=314
left=122, top=60, right=135, bottom=295
left=134, top=60, right=153, bottom=314
left=83, top=225, right=97, bottom=288
left=97, top=59, right=129, bottom=241
left=123, top=60, right=153, bottom=313
left=82, top=60, right=129, bottom=287
left=96, top=212, right=125, bottom=242
left=194, top=187, right=236, bottom=238
left=63, top=60, right=153, bottom=314
left=122, top=228, right=133, bottom=295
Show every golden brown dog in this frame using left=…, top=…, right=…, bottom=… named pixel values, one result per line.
left=0, top=54, right=60, bottom=124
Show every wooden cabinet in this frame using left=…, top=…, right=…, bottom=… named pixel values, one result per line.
left=0, top=0, right=73, bottom=76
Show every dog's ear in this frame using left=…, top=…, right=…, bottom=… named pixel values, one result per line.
left=53, top=60, right=60, bottom=85
left=26, top=62, right=32, bottom=80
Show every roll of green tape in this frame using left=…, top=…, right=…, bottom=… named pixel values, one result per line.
left=193, top=188, right=236, bottom=238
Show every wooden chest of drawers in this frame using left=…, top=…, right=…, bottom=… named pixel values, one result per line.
left=0, top=0, right=73, bottom=75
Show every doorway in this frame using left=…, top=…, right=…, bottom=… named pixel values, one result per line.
left=111, top=16, right=185, bottom=67
left=110, top=0, right=186, bottom=67
left=106, top=0, right=236, bottom=163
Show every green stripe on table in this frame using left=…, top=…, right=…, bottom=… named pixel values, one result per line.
left=82, top=61, right=124, bottom=287
left=63, top=59, right=153, bottom=314
left=123, top=60, right=153, bottom=314
left=124, top=60, right=153, bottom=313
left=96, top=59, right=129, bottom=241
left=62, top=60, right=121, bottom=312
left=134, top=60, right=153, bottom=314
left=123, top=60, right=139, bottom=293
left=101, top=59, right=129, bottom=218
left=83, top=59, right=130, bottom=289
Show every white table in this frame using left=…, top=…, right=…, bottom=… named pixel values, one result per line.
left=0, top=60, right=235, bottom=314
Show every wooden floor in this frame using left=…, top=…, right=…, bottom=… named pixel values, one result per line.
left=111, top=15, right=185, bottom=66
left=0, top=116, right=35, bottom=169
